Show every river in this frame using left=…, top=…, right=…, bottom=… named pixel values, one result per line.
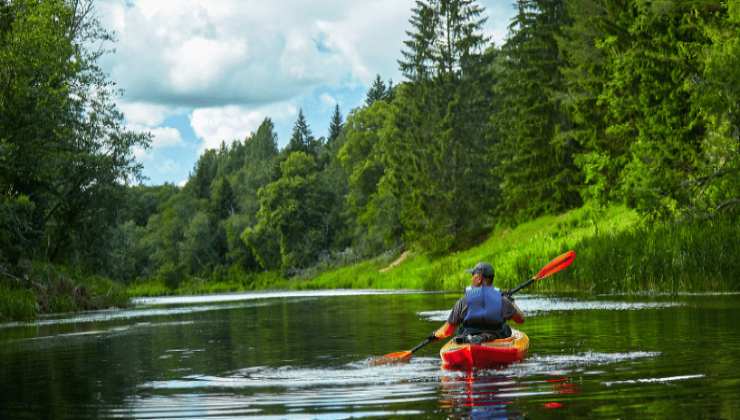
left=1, top=290, right=739, bottom=418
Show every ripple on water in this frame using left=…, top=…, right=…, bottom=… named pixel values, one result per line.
left=127, top=350, right=664, bottom=418
left=132, top=289, right=432, bottom=306
left=130, top=359, right=441, bottom=419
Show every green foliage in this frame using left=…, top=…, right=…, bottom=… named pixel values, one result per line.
left=285, top=109, right=321, bottom=156
left=391, top=0, right=498, bottom=253
left=0, top=261, right=129, bottom=320
left=0, top=0, right=148, bottom=268
left=244, top=152, right=333, bottom=272
left=156, top=261, right=185, bottom=290
left=365, top=75, right=393, bottom=106
left=339, top=101, right=402, bottom=255
left=0, top=190, right=36, bottom=267
left=492, top=0, right=582, bottom=222
left=0, top=284, right=36, bottom=321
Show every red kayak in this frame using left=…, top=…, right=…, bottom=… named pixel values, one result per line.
left=440, top=328, right=529, bottom=369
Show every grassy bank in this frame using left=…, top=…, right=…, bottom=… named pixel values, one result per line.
left=305, top=206, right=739, bottom=293
left=126, top=205, right=739, bottom=297
left=0, top=263, right=130, bottom=322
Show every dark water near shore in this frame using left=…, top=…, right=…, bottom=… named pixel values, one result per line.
left=1, top=290, right=739, bottom=419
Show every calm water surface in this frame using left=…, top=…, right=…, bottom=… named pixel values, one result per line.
left=1, top=290, right=739, bottom=419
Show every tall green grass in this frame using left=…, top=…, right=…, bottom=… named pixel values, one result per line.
left=552, top=215, right=740, bottom=293
left=126, top=205, right=739, bottom=298
left=0, top=262, right=130, bottom=321
left=0, top=284, right=37, bottom=321
left=302, top=206, right=739, bottom=294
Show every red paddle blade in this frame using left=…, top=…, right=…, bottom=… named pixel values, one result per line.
left=535, top=250, right=576, bottom=280
left=370, top=351, right=412, bottom=366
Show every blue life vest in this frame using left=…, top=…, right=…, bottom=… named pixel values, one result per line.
left=463, top=285, right=504, bottom=329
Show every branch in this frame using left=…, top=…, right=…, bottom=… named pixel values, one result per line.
left=716, top=198, right=740, bottom=212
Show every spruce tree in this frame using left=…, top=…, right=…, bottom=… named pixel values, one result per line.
left=365, top=75, right=388, bottom=106
left=286, top=109, right=318, bottom=155
left=491, top=0, right=581, bottom=221
left=328, top=104, right=343, bottom=146
left=390, top=0, right=495, bottom=252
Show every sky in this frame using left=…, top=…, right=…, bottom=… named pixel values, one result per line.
left=96, top=0, right=517, bottom=186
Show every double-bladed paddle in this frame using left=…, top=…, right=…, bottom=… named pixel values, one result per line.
left=371, top=250, right=576, bottom=365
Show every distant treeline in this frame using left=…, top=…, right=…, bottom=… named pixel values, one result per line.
left=1, top=0, right=739, bottom=305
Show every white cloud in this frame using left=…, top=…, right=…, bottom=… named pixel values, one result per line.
left=148, top=127, right=183, bottom=149
left=121, top=102, right=184, bottom=151
left=319, top=93, right=337, bottom=107
left=119, top=102, right=172, bottom=127
left=190, top=103, right=297, bottom=152
left=132, top=145, right=150, bottom=161
left=99, top=0, right=514, bottom=109
left=97, top=0, right=414, bottom=107
left=165, top=36, right=248, bottom=92
left=96, top=0, right=516, bottom=184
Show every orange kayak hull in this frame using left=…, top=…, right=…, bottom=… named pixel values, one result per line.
left=440, top=329, right=529, bottom=369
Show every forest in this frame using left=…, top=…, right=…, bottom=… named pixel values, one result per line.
left=1, top=0, right=739, bottom=321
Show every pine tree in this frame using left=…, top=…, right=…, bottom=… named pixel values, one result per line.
left=286, top=109, right=318, bottom=156
left=210, top=177, right=236, bottom=220
left=606, top=2, right=712, bottom=217
left=328, top=104, right=343, bottom=146
left=559, top=0, right=629, bottom=205
left=491, top=0, right=581, bottom=221
left=399, top=0, right=438, bottom=82
left=365, top=75, right=388, bottom=106
left=389, top=0, right=496, bottom=252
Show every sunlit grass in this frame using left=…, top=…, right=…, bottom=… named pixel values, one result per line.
left=304, top=205, right=641, bottom=292
left=125, top=205, right=740, bottom=298
left=302, top=205, right=739, bottom=294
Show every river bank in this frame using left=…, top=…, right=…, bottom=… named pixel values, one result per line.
left=127, top=205, right=739, bottom=296
left=2, top=205, right=737, bottom=322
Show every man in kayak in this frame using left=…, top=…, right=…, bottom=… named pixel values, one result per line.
left=430, top=262, right=525, bottom=344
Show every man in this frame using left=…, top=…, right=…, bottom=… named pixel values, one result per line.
left=430, top=262, right=525, bottom=344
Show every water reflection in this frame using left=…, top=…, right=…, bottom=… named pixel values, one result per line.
left=439, top=369, right=579, bottom=418
left=1, top=292, right=739, bottom=419
left=127, top=358, right=441, bottom=418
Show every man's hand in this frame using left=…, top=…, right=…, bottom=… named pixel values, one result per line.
left=432, top=322, right=456, bottom=339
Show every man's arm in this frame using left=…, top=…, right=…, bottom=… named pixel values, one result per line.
left=503, top=296, right=525, bottom=324
left=430, top=297, right=466, bottom=340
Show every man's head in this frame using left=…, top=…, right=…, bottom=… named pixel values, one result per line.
left=465, top=262, right=495, bottom=286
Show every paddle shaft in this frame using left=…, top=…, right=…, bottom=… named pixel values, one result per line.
left=505, top=278, right=535, bottom=297
left=410, top=336, right=435, bottom=354
left=505, top=250, right=576, bottom=297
